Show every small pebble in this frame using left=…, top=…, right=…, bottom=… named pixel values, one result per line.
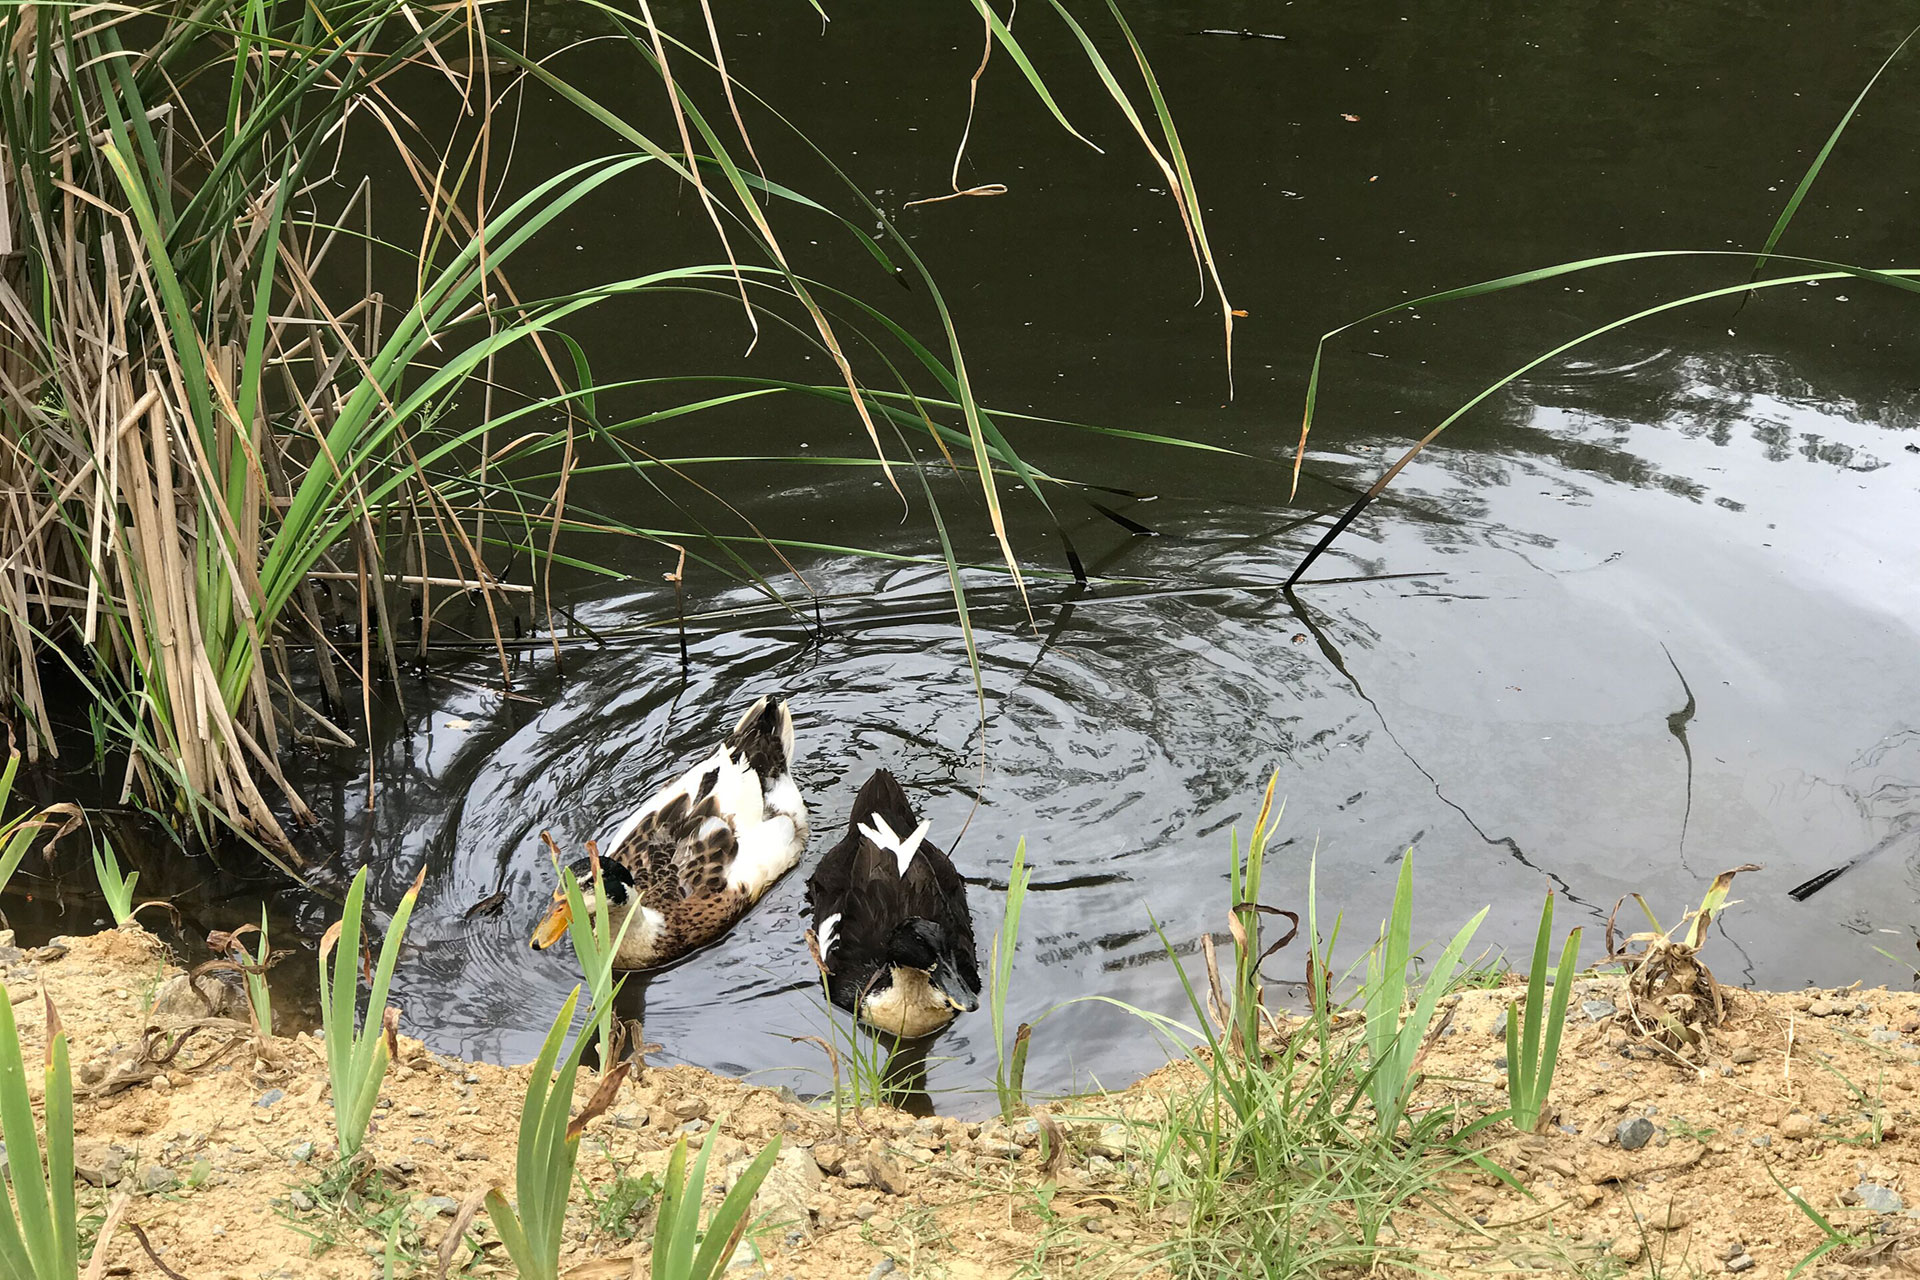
left=1750, top=1135, right=1771, bottom=1148
left=1616, top=1118, right=1656, bottom=1151
left=1870, top=1029, right=1899, bottom=1045
left=1581, top=1000, right=1616, bottom=1021
left=290, top=1190, right=315, bottom=1212
left=1730, top=1046, right=1759, bottom=1065
left=406, top=1106, right=428, bottom=1118
left=287, top=1141, right=315, bottom=1163
left=866, top=1257, right=896, bottom=1280
left=1854, top=1185, right=1903, bottom=1214
left=254, top=1088, right=284, bottom=1108
left=1727, top=1255, right=1755, bottom=1273
left=415, top=1196, right=459, bottom=1218
left=1780, top=1114, right=1814, bottom=1140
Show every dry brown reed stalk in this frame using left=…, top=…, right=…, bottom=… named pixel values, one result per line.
left=0, top=2, right=584, bottom=855
left=0, top=0, right=1232, bottom=868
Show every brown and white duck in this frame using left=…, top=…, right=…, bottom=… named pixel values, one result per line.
left=530, top=695, right=807, bottom=968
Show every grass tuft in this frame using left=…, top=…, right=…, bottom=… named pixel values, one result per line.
left=647, top=1127, right=782, bottom=1280
left=1359, top=853, right=1488, bottom=1137
left=318, top=867, right=422, bottom=1160
left=991, top=837, right=1034, bottom=1119
left=0, top=981, right=93, bottom=1278
left=484, top=985, right=632, bottom=1280
left=1505, top=892, right=1581, bottom=1134
left=90, top=837, right=138, bottom=927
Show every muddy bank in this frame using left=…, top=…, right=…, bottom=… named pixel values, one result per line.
left=9, top=928, right=1919, bottom=1278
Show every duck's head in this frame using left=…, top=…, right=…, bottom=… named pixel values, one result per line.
left=530, top=856, right=637, bottom=950
left=888, top=917, right=980, bottom=1013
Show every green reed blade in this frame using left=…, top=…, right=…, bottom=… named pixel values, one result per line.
left=1754, top=26, right=1919, bottom=274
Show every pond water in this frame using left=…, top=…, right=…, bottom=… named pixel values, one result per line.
left=38, top=2, right=1920, bottom=1111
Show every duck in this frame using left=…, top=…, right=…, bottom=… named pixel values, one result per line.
left=530, top=694, right=807, bottom=969
left=806, top=769, right=981, bottom=1038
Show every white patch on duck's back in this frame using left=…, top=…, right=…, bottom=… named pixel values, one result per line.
left=726, top=814, right=801, bottom=897
left=712, top=748, right=767, bottom=831
left=763, top=773, right=806, bottom=835
left=858, top=815, right=933, bottom=877
left=606, top=742, right=729, bottom=850
left=860, top=967, right=957, bottom=1039
left=817, top=911, right=842, bottom=959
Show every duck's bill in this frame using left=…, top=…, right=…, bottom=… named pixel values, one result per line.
left=932, top=963, right=980, bottom=1013
left=530, top=900, right=572, bottom=950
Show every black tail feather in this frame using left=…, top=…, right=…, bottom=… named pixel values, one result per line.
left=848, top=768, right=919, bottom=838
left=728, top=694, right=790, bottom=777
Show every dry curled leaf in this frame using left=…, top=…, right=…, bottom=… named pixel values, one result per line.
left=42, top=993, right=62, bottom=1063
left=436, top=1190, right=490, bottom=1279
left=317, top=921, right=343, bottom=968
left=565, top=1060, right=631, bottom=1142
left=207, top=923, right=259, bottom=955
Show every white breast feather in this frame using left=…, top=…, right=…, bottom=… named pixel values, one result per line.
left=861, top=967, right=957, bottom=1038
left=612, top=905, right=668, bottom=968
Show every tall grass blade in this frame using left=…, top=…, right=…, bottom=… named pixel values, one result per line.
left=0, top=982, right=78, bottom=1279
left=1361, top=855, right=1486, bottom=1135
left=559, top=860, right=637, bottom=1071
left=1751, top=26, right=1919, bottom=276
left=991, top=838, right=1033, bottom=1119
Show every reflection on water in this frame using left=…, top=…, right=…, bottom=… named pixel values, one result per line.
left=229, top=346, right=1916, bottom=1112
left=23, top=2, right=1920, bottom=1111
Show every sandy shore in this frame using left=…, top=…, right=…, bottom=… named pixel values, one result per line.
left=5, top=926, right=1916, bottom=1278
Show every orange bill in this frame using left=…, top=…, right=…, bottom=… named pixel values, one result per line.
left=530, top=898, right=573, bottom=950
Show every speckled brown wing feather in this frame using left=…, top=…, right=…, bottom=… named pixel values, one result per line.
left=604, top=772, right=750, bottom=954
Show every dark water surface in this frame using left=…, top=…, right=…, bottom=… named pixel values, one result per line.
left=44, top=2, right=1920, bottom=1110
